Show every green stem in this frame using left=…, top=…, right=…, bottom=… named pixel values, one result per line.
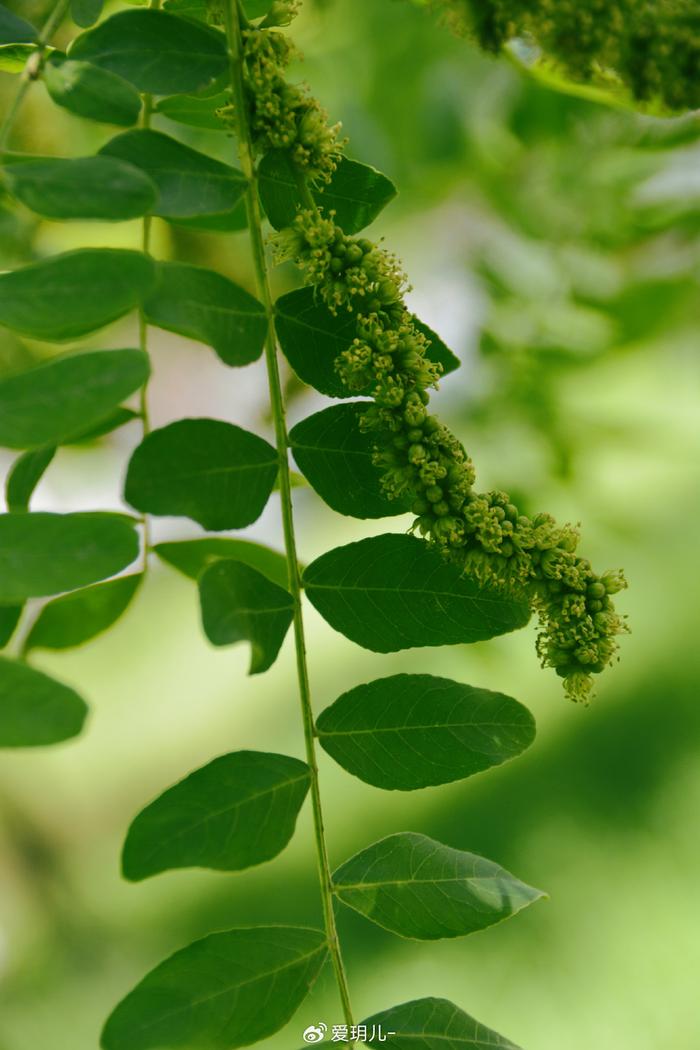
left=224, top=1, right=356, bottom=1039
left=0, top=0, right=71, bottom=152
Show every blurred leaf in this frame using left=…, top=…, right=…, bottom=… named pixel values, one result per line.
left=70, top=9, right=227, bottom=95
left=0, top=250, right=154, bottom=341
left=199, top=559, right=293, bottom=674
left=163, top=0, right=273, bottom=20
left=0, top=605, right=22, bottom=648
left=155, top=90, right=229, bottom=130
left=0, top=656, right=87, bottom=747
left=143, top=262, right=267, bottom=367
left=100, top=129, right=247, bottom=227
left=100, top=926, right=328, bottom=1050
left=122, top=751, right=310, bottom=880
left=304, top=534, right=530, bottom=653
left=0, top=5, right=37, bottom=43
left=363, top=998, right=521, bottom=1049
left=0, top=42, right=35, bottom=72
left=317, top=673, right=536, bottom=790
left=4, top=156, right=157, bottom=221
left=5, top=446, right=55, bottom=512
left=333, top=832, right=544, bottom=939
left=0, top=512, right=139, bottom=603
left=71, top=0, right=104, bottom=28
left=44, top=54, right=142, bottom=126
left=289, top=402, right=411, bottom=518
left=0, top=349, right=149, bottom=449
left=25, top=574, right=142, bottom=652
left=154, top=538, right=288, bottom=588
left=259, top=151, right=397, bottom=233
left=124, top=419, right=278, bottom=531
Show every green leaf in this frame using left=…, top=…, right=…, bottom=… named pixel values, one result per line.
left=275, top=288, right=458, bottom=397
left=101, top=926, right=328, bottom=1050
left=0, top=42, right=35, bottom=72
left=44, top=54, right=142, bottom=127
left=0, top=605, right=22, bottom=648
left=163, top=0, right=272, bottom=21
left=0, top=349, right=149, bottom=449
left=0, top=512, right=139, bottom=603
left=71, top=0, right=104, bottom=28
left=362, top=998, right=521, bottom=1050
left=0, top=656, right=87, bottom=747
left=66, top=406, right=140, bottom=445
left=155, top=90, right=229, bottom=131
left=0, top=250, right=155, bottom=342
left=124, top=419, right=278, bottom=531
left=199, top=560, right=293, bottom=674
left=333, top=832, right=544, bottom=940
left=0, top=4, right=37, bottom=44
left=69, top=9, right=227, bottom=95
left=259, top=152, right=397, bottom=234
left=25, top=574, right=141, bottom=652
left=154, top=538, right=288, bottom=588
left=143, top=262, right=267, bottom=367
left=289, top=402, right=411, bottom=519
left=304, top=534, right=530, bottom=653
left=100, top=130, right=247, bottom=228
left=122, top=750, right=310, bottom=880
left=4, top=156, right=157, bottom=221
left=317, top=673, right=536, bottom=790
left=5, top=447, right=55, bottom=512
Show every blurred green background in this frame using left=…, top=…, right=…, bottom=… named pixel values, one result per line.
left=1, top=1, right=700, bottom=1048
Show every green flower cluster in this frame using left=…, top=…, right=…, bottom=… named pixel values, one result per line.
left=438, top=0, right=700, bottom=112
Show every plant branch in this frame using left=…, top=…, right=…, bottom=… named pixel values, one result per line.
left=223, top=0, right=356, bottom=1038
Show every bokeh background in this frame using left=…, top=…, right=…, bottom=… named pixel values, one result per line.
left=1, top=1, right=700, bottom=1047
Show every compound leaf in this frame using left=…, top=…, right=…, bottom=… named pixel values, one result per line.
left=0, top=349, right=149, bottom=449
left=25, top=574, right=142, bottom=652
left=4, top=156, right=157, bottom=221
left=0, top=656, right=87, bottom=747
left=199, top=560, right=294, bottom=674
left=362, top=998, right=522, bottom=1050
left=143, top=262, right=267, bottom=367
left=122, top=750, right=310, bottom=880
left=333, top=832, right=544, bottom=940
left=303, top=534, right=530, bottom=653
left=44, top=54, right=142, bottom=126
left=100, top=926, right=328, bottom=1050
left=289, top=402, right=411, bottom=519
left=154, top=538, right=288, bottom=589
left=0, top=512, right=139, bottom=603
left=5, top=447, right=55, bottom=512
left=259, top=151, right=397, bottom=233
left=124, top=419, right=278, bottom=531
left=0, top=250, right=154, bottom=341
left=70, top=8, right=227, bottom=95
left=316, top=673, right=536, bottom=790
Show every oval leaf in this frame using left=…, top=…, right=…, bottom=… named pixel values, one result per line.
left=317, top=673, right=536, bottom=790
left=155, top=90, right=229, bottom=131
left=362, top=998, right=521, bottom=1050
left=199, top=560, right=293, bottom=674
left=154, top=538, right=288, bottom=589
left=303, top=534, right=530, bottom=653
left=333, top=832, right=544, bottom=940
left=101, top=926, right=328, bottom=1050
left=71, top=0, right=103, bottom=27
left=259, top=152, right=397, bottom=233
left=44, top=54, right=142, bottom=127
left=124, top=419, right=278, bottom=531
left=25, top=574, right=141, bottom=652
left=0, top=42, right=35, bottom=73
left=275, top=287, right=458, bottom=397
left=70, top=8, right=227, bottom=95
left=4, top=156, right=157, bottom=221
left=122, top=751, right=310, bottom=880
left=0, top=251, right=154, bottom=342
left=143, top=262, right=267, bottom=367
left=100, top=129, right=246, bottom=226
left=0, top=656, right=87, bottom=747
left=290, top=402, right=411, bottom=519
left=6, top=447, right=55, bottom=512
left=0, top=5, right=37, bottom=44
left=0, top=512, right=139, bottom=603
left=0, top=349, right=149, bottom=449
